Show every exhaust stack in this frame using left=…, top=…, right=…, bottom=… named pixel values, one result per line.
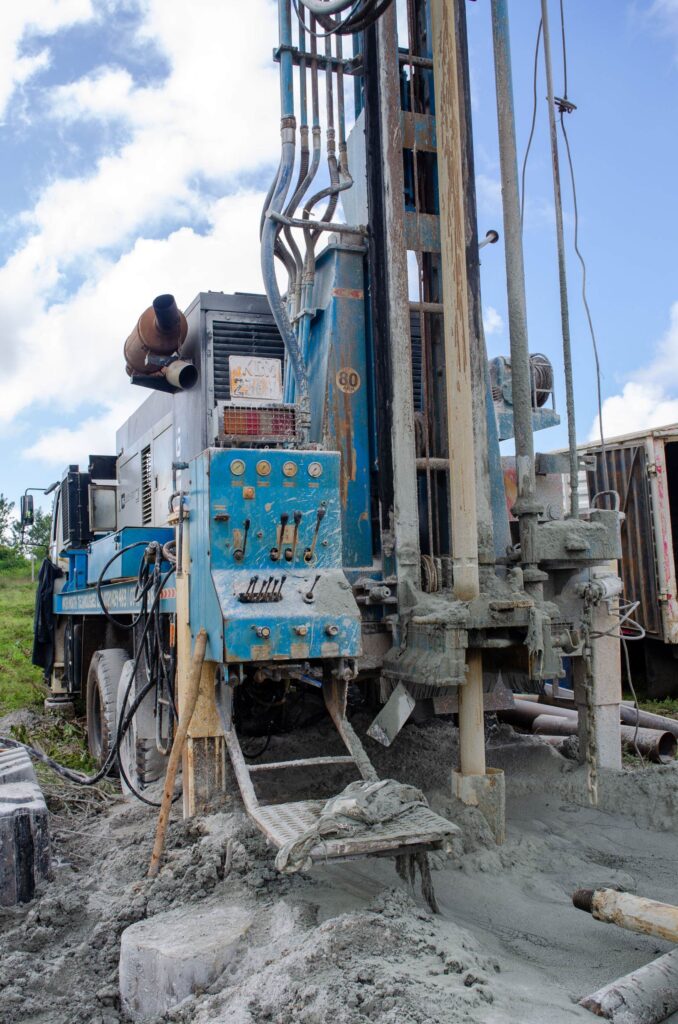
left=124, top=294, right=196, bottom=390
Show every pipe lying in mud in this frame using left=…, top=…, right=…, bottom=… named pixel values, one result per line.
left=580, top=947, right=678, bottom=1024
left=542, top=684, right=678, bottom=740
left=498, top=700, right=677, bottom=763
left=530, top=715, right=676, bottom=764
left=575, top=889, right=678, bottom=1023
left=573, top=888, right=678, bottom=944
left=619, top=704, right=678, bottom=740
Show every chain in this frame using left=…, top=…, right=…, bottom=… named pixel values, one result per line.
left=581, top=602, right=598, bottom=806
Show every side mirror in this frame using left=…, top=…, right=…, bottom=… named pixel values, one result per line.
left=20, top=494, right=34, bottom=527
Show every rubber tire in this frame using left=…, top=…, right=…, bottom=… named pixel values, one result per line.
left=86, top=648, right=129, bottom=769
left=117, top=660, right=167, bottom=795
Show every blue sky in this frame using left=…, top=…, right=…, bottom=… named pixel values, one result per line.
left=0, top=0, right=677, bottom=516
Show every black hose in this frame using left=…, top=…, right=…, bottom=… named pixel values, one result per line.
left=95, top=540, right=153, bottom=630
left=1, top=565, right=174, bottom=798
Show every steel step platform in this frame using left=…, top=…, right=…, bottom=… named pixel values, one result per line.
left=218, top=677, right=460, bottom=867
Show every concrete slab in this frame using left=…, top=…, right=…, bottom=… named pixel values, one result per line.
left=119, top=902, right=254, bottom=1020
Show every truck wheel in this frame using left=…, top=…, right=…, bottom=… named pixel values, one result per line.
left=86, top=649, right=129, bottom=770
left=117, top=660, right=167, bottom=795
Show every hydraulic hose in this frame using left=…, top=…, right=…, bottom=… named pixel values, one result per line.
left=0, top=563, right=175, bottom=808
left=262, top=2, right=310, bottom=433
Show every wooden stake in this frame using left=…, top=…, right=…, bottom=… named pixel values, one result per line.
left=148, top=628, right=207, bottom=878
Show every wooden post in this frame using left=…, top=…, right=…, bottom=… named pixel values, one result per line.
left=431, top=0, right=484, bottom=778
left=148, top=629, right=207, bottom=877
left=175, top=514, right=225, bottom=818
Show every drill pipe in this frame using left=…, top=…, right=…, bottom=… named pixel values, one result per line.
left=531, top=715, right=676, bottom=763
left=573, top=888, right=678, bottom=945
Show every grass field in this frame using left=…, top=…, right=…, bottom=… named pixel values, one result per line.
left=0, top=566, right=46, bottom=716
left=0, top=566, right=95, bottom=772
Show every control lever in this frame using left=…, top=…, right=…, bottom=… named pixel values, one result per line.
left=237, top=574, right=286, bottom=604
left=285, top=510, right=302, bottom=562
left=271, top=512, right=288, bottom=562
left=233, top=518, right=250, bottom=562
left=303, top=507, right=326, bottom=563
left=304, top=574, right=321, bottom=603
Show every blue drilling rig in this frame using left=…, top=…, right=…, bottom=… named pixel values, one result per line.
left=31, top=0, right=622, bottom=862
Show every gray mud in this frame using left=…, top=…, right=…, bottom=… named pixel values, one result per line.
left=2, top=715, right=677, bottom=1023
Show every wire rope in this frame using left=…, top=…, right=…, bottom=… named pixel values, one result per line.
left=520, top=18, right=542, bottom=231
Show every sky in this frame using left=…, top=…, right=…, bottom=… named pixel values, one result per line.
left=0, top=0, right=677, bottom=516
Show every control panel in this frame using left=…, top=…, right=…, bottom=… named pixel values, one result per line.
left=208, top=449, right=343, bottom=573
left=201, top=448, right=361, bottom=665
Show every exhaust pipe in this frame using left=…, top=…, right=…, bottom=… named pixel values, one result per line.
left=124, top=294, right=194, bottom=388
left=161, top=359, right=198, bottom=391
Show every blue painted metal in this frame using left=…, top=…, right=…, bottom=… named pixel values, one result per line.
left=187, top=447, right=362, bottom=665
left=403, top=211, right=440, bottom=252
left=495, top=406, right=559, bottom=443
left=188, top=449, right=225, bottom=661
left=306, top=239, right=373, bottom=568
left=63, top=551, right=88, bottom=593
left=215, top=568, right=361, bottom=664
left=54, top=577, right=176, bottom=617
left=86, top=527, right=174, bottom=585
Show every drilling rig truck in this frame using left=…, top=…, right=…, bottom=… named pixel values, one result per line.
left=29, top=0, right=623, bottom=861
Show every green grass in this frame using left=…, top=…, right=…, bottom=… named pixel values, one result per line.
left=637, top=698, right=678, bottom=720
left=0, top=569, right=46, bottom=715
left=0, top=567, right=97, bottom=774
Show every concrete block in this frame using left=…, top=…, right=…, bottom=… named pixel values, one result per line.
left=119, top=902, right=254, bottom=1020
left=0, top=747, right=38, bottom=785
left=452, top=767, right=505, bottom=844
left=0, top=776, right=51, bottom=906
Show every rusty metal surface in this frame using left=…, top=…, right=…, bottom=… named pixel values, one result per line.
left=324, top=678, right=379, bottom=781
left=403, top=211, right=441, bottom=252
left=401, top=111, right=437, bottom=152
left=587, top=443, right=661, bottom=637
left=124, top=297, right=188, bottom=377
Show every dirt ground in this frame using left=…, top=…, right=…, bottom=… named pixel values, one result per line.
left=2, top=714, right=678, bottom=1024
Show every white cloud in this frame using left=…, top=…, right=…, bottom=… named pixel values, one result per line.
left=483, top=305, right=503, bottom=336
left=23, top=399, right=139, bottom=467
left=0, top=1, right=94, bottom=120
left=0, top=0, right=282, bottom=464
left=589, top=302, right=678, bottom=440
left=476, top=173, right=502, bottom=217
left=18, top=190, right=268, bottom=453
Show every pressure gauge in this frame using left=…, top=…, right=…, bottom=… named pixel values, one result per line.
left=282, top=460, right=298, bottom=478
left=308, top=461, right=323, bottom=478
left=230, top=459, right=246, bottom=476
left=256, top=460, right=271, bottom=477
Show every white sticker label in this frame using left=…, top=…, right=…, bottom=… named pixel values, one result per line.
left=229, top=356, right=283, bottom=403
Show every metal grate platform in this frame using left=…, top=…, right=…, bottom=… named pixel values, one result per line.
left=254, top=799, right=460, bottom=861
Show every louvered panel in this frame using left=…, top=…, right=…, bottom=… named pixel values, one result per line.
left=141, top=444, right=152, bottom=526
left=211, top=316, right=285, bottom=402
left=410, top=311, right=423, bottom=412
